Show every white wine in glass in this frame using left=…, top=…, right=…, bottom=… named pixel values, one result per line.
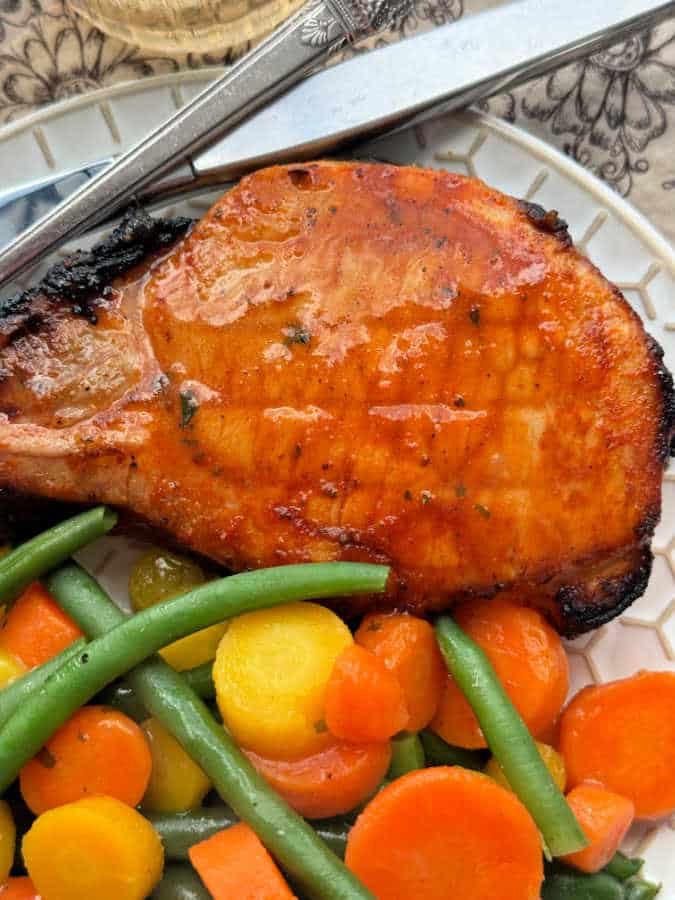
left=68, top=0, right=306, bottom=54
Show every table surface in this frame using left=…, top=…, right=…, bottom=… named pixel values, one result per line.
left=0, top=0, right=674, bottom=244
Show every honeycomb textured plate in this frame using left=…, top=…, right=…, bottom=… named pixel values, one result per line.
left=1, top=71, right=673, bottom=887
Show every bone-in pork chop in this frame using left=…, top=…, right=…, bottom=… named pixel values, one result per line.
left=0, top=162, right=672, bottom=634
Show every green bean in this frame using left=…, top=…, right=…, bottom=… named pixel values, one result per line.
left=46, top=563, right=123, bottom=633
left=435, top=616, right=587, bottom=857
left=419, top=729, right=486, bottom=771
left=151, top=865, right=210, bottom=900
left=148, top=808, right=238, bottom=860
left=0, top=506, right=116, bottom=604
left=544, top=862, right=662, bottom=900
left=388, top=733, right=425, bottom=779
left=131, top=666, right=370, bottom=899
left=46, top=563, right=376, bottom=900
left=182, top=661, right=215, bottom=699
left=313, top=818, right=352, bottom=860
left=149, top=808, right=352, bottom=861
left=99, top=663, right=213, bottom=721
left=625, top=881, right=661, bottom=900
left=0, top=560, right=389, bottom=793
left=0, top=637, right=87, bottom=728
left=604, top=852, right=644, bottom=881
left=541, top=869, right=624, bottom=899
left=97, top=680, right=148, bottom=721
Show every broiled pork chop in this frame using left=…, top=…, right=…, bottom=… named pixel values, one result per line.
left=0, top=162, right=672, bottom=635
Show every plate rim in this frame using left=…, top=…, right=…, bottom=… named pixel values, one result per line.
left=1, top=68, right=674, bottom=277
left=2, top=64, right=674, bottom=879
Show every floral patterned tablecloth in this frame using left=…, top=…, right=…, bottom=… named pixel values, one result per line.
left=0, top=0, right=674, bottom=243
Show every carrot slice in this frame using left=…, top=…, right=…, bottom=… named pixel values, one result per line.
left=430, top=599, right=568, bottom=749
left=245, top=738, right=391, bottom=820
left=0, top=878, right=41, bottom=899
left=345, top=766, right=543, bottom=900
left=23, top=796, right=163, bottom=900
left=325, top=645, right=408, bottom=743
left=562, top=783, right=634, bottom=873
left=430, top=677, right=485, bottom=749
left=0, top=583, right=82, bottom=669
left=355, top=614, right=446, bottom=731
left=189, top=822, right=296, bottom=900
left=559, top=671, right=675, bottom=819
left=20, top=705, right=152, bottom=814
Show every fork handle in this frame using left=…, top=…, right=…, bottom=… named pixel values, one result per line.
left=0, top=0, right=407, bottom=289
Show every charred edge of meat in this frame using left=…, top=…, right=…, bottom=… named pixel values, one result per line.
left=517, top=200, right=572, bottom=247
left=0, top=207, right=192, bottom=327
left=644, top=331, right=675, bottom=459
left=635, top=503, right=662, bottom=542
left=557, top=547, right=653, bottom=637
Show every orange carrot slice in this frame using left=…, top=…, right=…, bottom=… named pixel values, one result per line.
left=325, top=645, right=408, bottom=743
left=356, top=614, right=446, bottom=731
left=562, top=783, right=634, bottom=873
left=430, top=677, right=486, bottom=749
left=345, top=766, right=543, bottom=900
left=20, top=705, right=152, bottom=814
left=0, top=583, right=82, bottom=669
left=559, top=671, right=675, bottom=819
left=431, top=599, right=568, bottom=749
left=245, top=738, right=391, bottom=820
left=189, top=822, right=296, bottom=900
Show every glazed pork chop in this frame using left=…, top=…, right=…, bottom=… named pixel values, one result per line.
left=0, top=162, right=672, bottom=635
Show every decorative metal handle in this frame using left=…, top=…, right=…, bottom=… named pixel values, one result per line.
left=323, top=0, right=405, bottom=37
left=0, top=0, right=408, bottom=290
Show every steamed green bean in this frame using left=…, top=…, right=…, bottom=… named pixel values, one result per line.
left=435, top=615, right=586, bottom=857
left=0, top=506, right=116, bottom=604
left=45, top=563, right=378, bottom=900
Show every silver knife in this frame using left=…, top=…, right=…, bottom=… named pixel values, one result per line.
left=2, top=0, right=674, bottom=281
left=0, top=0, right=410, bottom=289
left=0, top=162, right=113, bottom=249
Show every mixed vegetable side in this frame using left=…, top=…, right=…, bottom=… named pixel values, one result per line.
left=0, top=509, right=672, bottom=899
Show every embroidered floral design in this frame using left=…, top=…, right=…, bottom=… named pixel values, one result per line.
left=0, top=0, right=179, bottom=122
left=0, top=0, right=39, bottom=41
left=335, top=0, right=461, bottom=65
left=397, top=0, right=462, bottom=38
left=476, top=91, right=515, bottom=123
left=516, top=23, right=675, bottom=195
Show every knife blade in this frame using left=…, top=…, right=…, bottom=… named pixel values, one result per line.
left=0, top=0, right=412, bottom=289
left=2, top=0, right=674, bottom=255
left=190, top=0, right=675, bottom=183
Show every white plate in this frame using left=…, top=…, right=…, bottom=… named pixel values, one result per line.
left=1, top=72, right=674, bottom=890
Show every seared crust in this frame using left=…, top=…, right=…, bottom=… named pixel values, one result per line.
left=647, top=331, right=675, bottom=461
left=0, top=207, right=191, bottom=328
left=556, top=547, right=653, bottom=633
left=0, top=162, right=672, bottom=636
left=517, top=200, right=573, bottom=248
